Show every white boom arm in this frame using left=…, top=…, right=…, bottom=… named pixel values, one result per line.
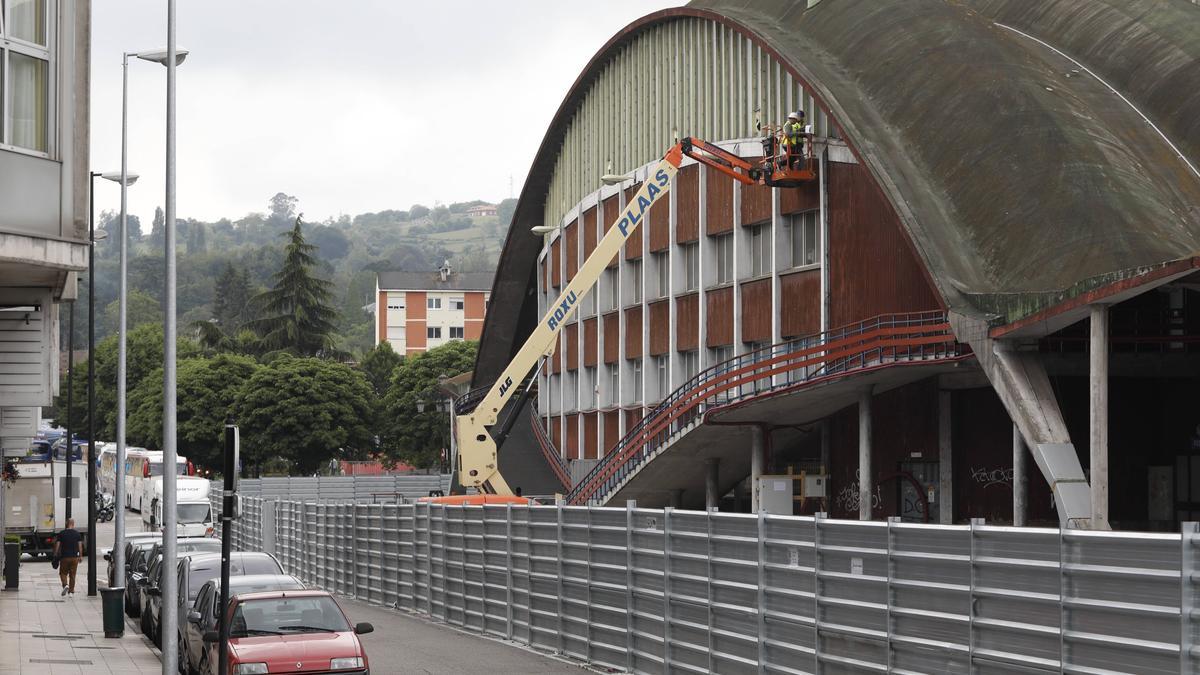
left=455, top=144, right=684, bottom=494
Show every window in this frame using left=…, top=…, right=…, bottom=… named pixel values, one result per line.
left=680, top=350, right=699, bottom=383
left=710, top=345, right=734, bottom=372
left=450, top=297, right=465, bottom=310
left=449, top=326, right=464, bottom=339
left=628, top=259, right=642, bottom=304
left=427, top=326, right=442, bottom=339
left=629, top=359, right=642, bottom=402
left=749, top=222, right=771, bottom=278
left=580, top=288, right=596, bottom=318
left=712, top=234, right=733, bottom=285
left=386, top=301, right=404, bottom=310
left=652, top=251, right=669, bottom=298
left=654, top=355, right=669, bottom=400
left=564, top=370, right=577, bottom=410
left=788, top=211, right=819, bottom=268
left=682, top=243, right=699, bottom=292
left=745, top=341, right=771, bottom=393
left=427, top=297, right=442, bottom=310
left=603, top=268, right=618, bottom=312
left=2, top=0, right=51, bottom=153
left=582, top=366, right=596, bottom=409
left=606, top=363, right=619, bottom=406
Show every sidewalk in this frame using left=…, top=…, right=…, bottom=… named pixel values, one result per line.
left=1, top=523, right=162, bottom=674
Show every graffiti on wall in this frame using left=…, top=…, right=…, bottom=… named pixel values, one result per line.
left=970, top=465, right=1013, bottom=489
left=834, top=469, right=882, bottom=513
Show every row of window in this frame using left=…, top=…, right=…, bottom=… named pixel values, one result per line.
left=427, top=326, right=465, bottom=339
left=1, top=0, right=51, bottom=154
left=386, top=297, right=468, bottom=311
left=548, top=211, right=819, bottom=315
left=552, top=347, right=715, bottom=410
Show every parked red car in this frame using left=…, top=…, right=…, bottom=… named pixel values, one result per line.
left=203, top=589, right=372, bottom=674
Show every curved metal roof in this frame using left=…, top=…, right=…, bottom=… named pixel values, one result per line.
left=475, top=0, right=1200, bottom=384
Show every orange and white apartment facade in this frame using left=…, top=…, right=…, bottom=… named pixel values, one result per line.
left=374, top=262, right=493, bottom=355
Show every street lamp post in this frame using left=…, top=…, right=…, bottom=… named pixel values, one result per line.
left=111, top=41, right=184, bottom=629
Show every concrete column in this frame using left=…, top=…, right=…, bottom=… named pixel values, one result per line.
left=705, top=458, right=721, bottom=510
left=859, top=387, right=873, bottom=521
left=750, top=426, right=765, bottom=512
left=1090, top=304, right=1110, bottom=529
left=669, top=489, right=684, bottom=509
left=1013, top=424, right=1027, bottom=527
left=938, top=390, right=953, bottom=524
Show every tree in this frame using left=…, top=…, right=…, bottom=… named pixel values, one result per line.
left=148, top=206, right=165, bottom=249
left=103, top=288, right=160, bottom=334
left=236, top=355, right=374, bottom=475
left=268, top=192, right=298, bottom=225
left=186, top=221, right=207, bottom=253
left=245, top=216, right=340, bottom=357
left=409, top=204, right=430, bottom=219
left=360, top=341, right=402, bottom=398
left=308, top=225, right=350, bottom=260
left=382, top=340, right=477, bottom=468
left=127, top=354, right=260, bottom=469
left=212, top=262, right=252, bottom=330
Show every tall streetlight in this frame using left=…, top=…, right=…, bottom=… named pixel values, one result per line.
left=112, top=43, right=186, bottom=630
left=160, top=6, right=183, bottom=671
left=89, top=171, right=131, bottom=598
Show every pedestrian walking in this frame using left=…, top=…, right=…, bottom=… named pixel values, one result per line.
left=53, top=517, right=85, bottom=596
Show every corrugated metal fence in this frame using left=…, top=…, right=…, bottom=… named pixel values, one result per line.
left=215, top=497, right=1200, bottom=674
left=222, top=474, right=452, bottom=502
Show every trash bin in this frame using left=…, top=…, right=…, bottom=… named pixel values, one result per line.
left=100, top=587, right=125, bottom=638
left=3, top=541, right=18, bottom=590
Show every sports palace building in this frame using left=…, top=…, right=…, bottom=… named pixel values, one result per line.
left=469, top=0, right=1200, bottom=531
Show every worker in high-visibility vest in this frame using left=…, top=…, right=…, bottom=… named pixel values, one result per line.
left=779, top=110, right=807, bottom=168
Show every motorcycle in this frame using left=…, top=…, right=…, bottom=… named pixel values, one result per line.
left=95, top=491, right=115, bottom=523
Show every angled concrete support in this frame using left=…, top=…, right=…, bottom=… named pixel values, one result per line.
left=952, top=313, right=1093, bottom=528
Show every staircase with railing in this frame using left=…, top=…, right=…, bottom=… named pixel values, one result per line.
left=529, top=405, right=571, bottom=490
left=567, top=311, right=968, bottom=505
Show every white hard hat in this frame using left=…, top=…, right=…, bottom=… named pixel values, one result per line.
left=787, top=110, right=804, bottom=120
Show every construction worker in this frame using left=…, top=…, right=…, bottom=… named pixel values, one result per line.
left=780, top=110, right=807, bottom=168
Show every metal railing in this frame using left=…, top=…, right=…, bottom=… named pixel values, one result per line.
left=569, top=312, right=966, bottom=505
left=220, top=498, right=1200, bottom=675
left=529, top=406, right=571, bottom=490
left=213, top=475, right=452, bottom=503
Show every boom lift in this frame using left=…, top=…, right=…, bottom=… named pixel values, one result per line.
left=453, top=134, right=816, bottom=496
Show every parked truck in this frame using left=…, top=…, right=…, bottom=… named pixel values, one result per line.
left=141, top=475, right=213, bottom=537
left=2, top=455, right=89, bottom=557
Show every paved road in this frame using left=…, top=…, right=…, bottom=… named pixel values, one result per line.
left=335, top=595, right=586, bottom=674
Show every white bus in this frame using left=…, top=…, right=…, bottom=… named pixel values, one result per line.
left=126, top=450, right=192, bottom=512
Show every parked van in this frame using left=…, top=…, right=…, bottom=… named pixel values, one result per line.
left=143, top=475, right=213, bottom=537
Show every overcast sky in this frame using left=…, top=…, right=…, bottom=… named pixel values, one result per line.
left=90, top=1, right=679, bottom=226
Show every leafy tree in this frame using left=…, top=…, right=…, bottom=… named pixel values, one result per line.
left=308, top=225, right=350, bottom=260
left=268, top=192, right=298, bottom=226
left=103, top=288, right=160, bottom=334
left=236, top=355, right=374, bottom=475
left=246, top=216, right=340, bottom=357
left=212, top=262, right=252, bottom=330
left=49, top=360, right=91, bottom=438
left=382, top=340, right=477, bottom=468
left=496, top=197, right=518, bottom=227
left=360, top=341, right=402, bottom=397
left=53, top=323, right=199, bottom=440
left=186, top=221, right=207, bottom=253
left=126, top=353, right=260, bottom=468
left=148, top=206, right=165, bottom=249
left=409, top=204, right=430, bottom=219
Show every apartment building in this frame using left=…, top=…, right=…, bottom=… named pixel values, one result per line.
left=374, top=262, right=492, bottom=355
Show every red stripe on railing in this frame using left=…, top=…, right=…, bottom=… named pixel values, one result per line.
left=530, top=408, right=571, bottom=490
left=568, top=312, right=966, bottom=504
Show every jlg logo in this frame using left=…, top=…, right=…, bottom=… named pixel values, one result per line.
left=498, top=376, right=514, bottom=396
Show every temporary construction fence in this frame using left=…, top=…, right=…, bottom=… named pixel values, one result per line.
left=221, top=474, right=451, bottom=503
left=215, top=496, right=1200, bottom=675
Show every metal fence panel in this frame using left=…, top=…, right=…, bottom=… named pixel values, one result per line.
left=215, top=497, right=1200, bottom=675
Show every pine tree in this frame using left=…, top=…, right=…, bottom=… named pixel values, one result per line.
left=245, top=216, right=340, bottom=357
left=212, top=262, right=252, bottom=330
